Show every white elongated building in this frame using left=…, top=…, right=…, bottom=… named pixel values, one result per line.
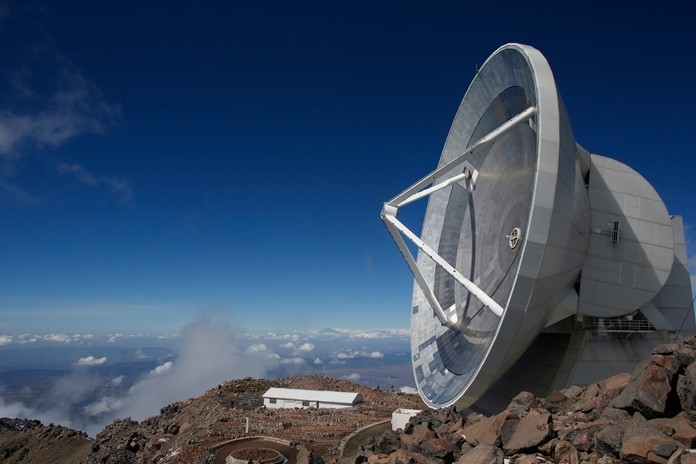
left=262, top=387, right=363, bottom=409
left=381, top=43, right=695, bottom=413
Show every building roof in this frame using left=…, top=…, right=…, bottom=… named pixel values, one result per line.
left=263, top=387, right=362, bottom=405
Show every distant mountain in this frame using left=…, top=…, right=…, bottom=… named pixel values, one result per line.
left=318, top=327, right=342, bottom=334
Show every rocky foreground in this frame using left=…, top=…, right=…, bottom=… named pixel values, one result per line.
left=3, top=336, right=696, bottom=464
left=355, top=335, right=696, bottom=464
left=0, top=418, right=91, bottom=464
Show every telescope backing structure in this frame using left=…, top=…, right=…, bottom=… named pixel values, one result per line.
left=381, top=43, right=695, bottom=412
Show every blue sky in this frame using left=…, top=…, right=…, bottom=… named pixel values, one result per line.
left=1, top=1, right=694, bottom=334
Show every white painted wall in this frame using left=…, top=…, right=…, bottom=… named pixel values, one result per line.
left=391, top=408, right=421, bottom=431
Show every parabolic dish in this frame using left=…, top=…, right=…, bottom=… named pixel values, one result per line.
left=382, top=43, right=591, bottom=409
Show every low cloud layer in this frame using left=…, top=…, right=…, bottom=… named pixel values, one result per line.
left=335, top=350, right=384, bottom=359
left=1, top=311, right=278, bottom=436
left=76, top=356, right=107, bottom=366
left=86, top=311, right=277, bottom=431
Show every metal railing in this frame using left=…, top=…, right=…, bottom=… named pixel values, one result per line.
left=590, top=317, right=655, bottom=334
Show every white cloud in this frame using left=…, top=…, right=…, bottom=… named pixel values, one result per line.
left=280, top=342, right=295, bottom=350
left=341, top=373, right=361, bottom=381
left=56, top=162, right=97, bottom=185
left=83, top=396, right=121, bottom=416
left=245, top=343, right=280, bottom=360
left=400, top=386, right=418, bottom=395
left=77, top=356, right=107, bottom=366
left=338, top=328, right=411, bottom=340
left=107, top=333, right=125, bottom=343
left=0, top=324, right=414, bottom=437
left=334, top=349, right=384, bottom=360
left=57, top=162, right=133, bottom=202
left=0, top=396, right=72, bottom=430
left=0, top=6, right=125, bottom=206
left=105, top=311, right=277, bottom=424
left=297, top=343, right=315, bottom=352
left=0, top=335, right=13, bottom=346
left=0, top=315, right=283, bottom=436
left=0, top=58, right=120, bottom=157
left=245, top=343, right=268, bottom=354
left=44, top=334, right=72, bottom=343
left=147, top=361, right=173, bottom=377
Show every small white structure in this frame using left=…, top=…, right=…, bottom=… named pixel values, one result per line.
left=391, top=408, right=421, bottom=431
left=262, top=387, right=362, bottom=409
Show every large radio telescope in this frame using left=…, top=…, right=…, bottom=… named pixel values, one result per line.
left=381, top=43, right=694, bottom=411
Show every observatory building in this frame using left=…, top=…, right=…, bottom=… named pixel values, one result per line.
left=381, top=43, right=694, bottom=413
left=262, top=387, right=363, bottom=409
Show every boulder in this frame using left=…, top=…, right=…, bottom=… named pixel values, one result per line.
left=461, top=412, right=507, bottom=447
left=653, top=344, right=680, bottom=355
left=377, top=429, right=400, bottom=454
left=419, top=437, right=455, bottom=460
left=619, top=413, right=684, bottom=464
left=427, top=407, right=461, bottom=437
left=598, top=372, right=631, bottom=400
left=547, top=390, right=567, bottom=404
left=595, top=424, right=624, bottom=458
left=565, top=417, right=611, bottom=453
left=500, top=411, right=552, bottom=454
left=506, top=391, right=537, bottom=415
left=610, top=361, right=672, bottom=418
left=674, top=345, right=696, bottom=369
left=677, top=362, right=696, bottom=417
left=455, top=444, right=503, bottom=464
left=562, top=385, right=584, bottom=400
left=650, top=354, right=680, bottom=378
left=649, top=415, right=696, bottom=447
left=401, top=423, right=435, bottom=451
left=683, top=334, right=696, bottom=348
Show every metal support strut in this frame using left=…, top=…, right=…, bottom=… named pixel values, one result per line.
left=381, top=106, right=537, bottom=329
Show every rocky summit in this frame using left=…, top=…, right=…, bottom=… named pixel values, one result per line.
left=356, top=335, right=696, bottom=464
left=3, top=336, right=696, bottom=464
